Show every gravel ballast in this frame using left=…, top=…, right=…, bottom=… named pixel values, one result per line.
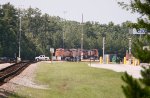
left=0, top=63, right=13, bottom=70
left=0, top=62, right=48, bottom=93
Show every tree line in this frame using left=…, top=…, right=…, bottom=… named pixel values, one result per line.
left=0, top=3, right=138, bottom=60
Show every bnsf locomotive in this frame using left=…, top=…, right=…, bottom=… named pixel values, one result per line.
left=55, top=48, right=99, bottom=61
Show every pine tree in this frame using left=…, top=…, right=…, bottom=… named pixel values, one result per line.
left=122, top=71, right=150, bottom=98
left=119, top=0, right=150, bottom=98
left=132, top=36, right=150, bottom=63
left=122, top=72, right=149, bottom=98
left=140, top=66, right=150, bottom=86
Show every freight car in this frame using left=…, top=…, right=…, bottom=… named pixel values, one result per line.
left=55, top=48, right=99, bottom=61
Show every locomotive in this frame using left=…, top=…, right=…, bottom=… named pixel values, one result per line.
left=55, top=48, right=99, bottom=61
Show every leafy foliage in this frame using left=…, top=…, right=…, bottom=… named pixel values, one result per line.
left=0, top=3, right=18, bottom=57
left=0, top=3, right=134, bottom=60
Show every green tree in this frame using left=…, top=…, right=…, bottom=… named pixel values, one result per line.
left=119, top=0, right=150, bottom=98
left=0, top=3, right=135, bottom=60
left=0, top=3, right=18, bottom=58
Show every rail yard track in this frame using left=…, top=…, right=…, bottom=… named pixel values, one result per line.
left=0, top=61, right=32, bottom=86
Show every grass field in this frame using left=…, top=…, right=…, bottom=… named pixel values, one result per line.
left=9, top=62, right=125, bottom=98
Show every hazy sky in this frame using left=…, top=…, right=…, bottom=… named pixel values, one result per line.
left=0, top=0, right=140, bottom=24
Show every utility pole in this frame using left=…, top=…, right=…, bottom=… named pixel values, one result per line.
left=128, top=38, right=132, bottom=64
left=63, top=11, right=67, bottom=49
left=128, top=29, right=132, bottom=55
left=63, top=22, right=64, bottom=49
left=18, top=9, right=22, bottom=62
left=102, top=36, right=105, bottom=64
left=81, top=14, right=83, bottom=60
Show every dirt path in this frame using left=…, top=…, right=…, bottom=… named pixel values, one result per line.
left=90, top=63, right=143, bottom=78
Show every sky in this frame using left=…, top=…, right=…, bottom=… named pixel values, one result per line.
left=0, top=0, right=140, bottom=24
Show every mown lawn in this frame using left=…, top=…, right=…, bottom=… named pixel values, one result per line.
left=9, top=62, right=125, bottom=98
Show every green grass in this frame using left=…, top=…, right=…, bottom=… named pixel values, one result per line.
left=8, top=62, right=125, bottom=98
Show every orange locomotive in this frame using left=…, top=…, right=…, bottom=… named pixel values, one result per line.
left=55, top=48, right=99, bottom=61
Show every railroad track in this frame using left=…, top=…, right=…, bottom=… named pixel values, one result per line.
left=0, top=61, right=32, bottom=86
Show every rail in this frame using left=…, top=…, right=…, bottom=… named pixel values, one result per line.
left=0, top=61, right=32, bottom=85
